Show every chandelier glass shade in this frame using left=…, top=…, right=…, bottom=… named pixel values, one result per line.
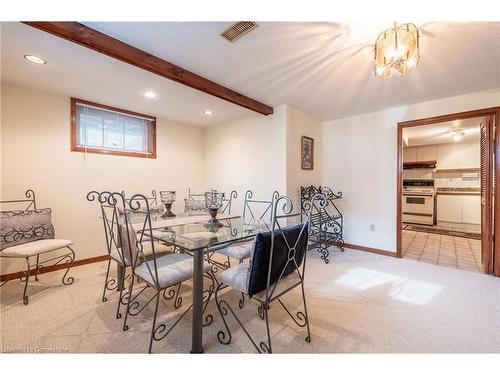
left=375, top=22, right=420, bottom=79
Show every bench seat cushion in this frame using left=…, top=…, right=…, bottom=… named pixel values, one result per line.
left=0, top=239, right=73, bottom=258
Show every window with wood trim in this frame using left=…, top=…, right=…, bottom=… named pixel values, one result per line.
left=71, top=98, right=156, bottom=158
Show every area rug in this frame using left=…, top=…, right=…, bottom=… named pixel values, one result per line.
left=403, top=224, right=481, bottom=240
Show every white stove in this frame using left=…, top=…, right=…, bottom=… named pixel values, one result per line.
left=402, top=179, right=436, bottom=225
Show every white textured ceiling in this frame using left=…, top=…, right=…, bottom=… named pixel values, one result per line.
left=0, top=22, right=253, bottom=127
left=84, top=21, right=500, bottom=121
left=2, top=21, right=500, bottom=126
left=403, top=117, right=484, bottom=146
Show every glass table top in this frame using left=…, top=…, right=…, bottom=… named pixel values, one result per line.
left=136, top=215, right=270, bottom=252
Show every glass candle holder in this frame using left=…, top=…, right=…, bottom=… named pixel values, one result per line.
left=205, top=190, right=224, bottom=226
left=160, top=190, right=176, bottom=218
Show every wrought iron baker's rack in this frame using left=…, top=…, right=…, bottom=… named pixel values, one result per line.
left=300, top=185, right=344, bottom=263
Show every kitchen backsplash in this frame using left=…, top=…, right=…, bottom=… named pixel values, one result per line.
left=402, top=169, right=480, bottom=188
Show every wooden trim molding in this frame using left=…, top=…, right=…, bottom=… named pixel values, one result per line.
left=23, top=22, right=274, bottom=116
left=70, top=97, right=157, bottom=159
left=344, top=243, right=399, bottom=258
left=0, top=255, right=109, bottom=282
left=397, top=106, right=500, bottom=276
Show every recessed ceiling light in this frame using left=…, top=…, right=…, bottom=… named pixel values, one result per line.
left=203, top=110, right=214, bottom=116
left=24, top=55, right=46, bottom=65
left=144, top=91, right=156, bottom=98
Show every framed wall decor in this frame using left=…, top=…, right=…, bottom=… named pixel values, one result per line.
left=301, top=136, right=314, bottom=170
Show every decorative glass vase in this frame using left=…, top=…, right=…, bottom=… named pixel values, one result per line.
left=205, top=190, right=224, bottom=227
left=160, top=191, right=176, bottom=218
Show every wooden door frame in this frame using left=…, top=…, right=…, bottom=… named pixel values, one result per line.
left=396, top=106, right=500, bottom=276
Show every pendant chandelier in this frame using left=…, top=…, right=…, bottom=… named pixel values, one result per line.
left=374, top=22, right=420, bottom=79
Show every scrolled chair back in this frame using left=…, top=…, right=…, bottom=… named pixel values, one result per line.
left=246, top=193, right=326, bottom=301
left=220, top=190, right=237, bottom=215
left=121, top=190, right=158, bottom=206
left=242, top=190, right=280, bottom=228
left=86, top=190, right=129, bottom=267
left=118, top=193, right=166, bottom=289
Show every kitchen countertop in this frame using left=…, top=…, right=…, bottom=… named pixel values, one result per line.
left=436, top=187, right=481, bottom=195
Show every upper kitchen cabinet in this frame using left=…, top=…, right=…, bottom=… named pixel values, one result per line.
left=417, top=145, right=437, bottom=161
left=458, top=140, right=480, bottom=169
left=436, top=143, right=458, bottom=169
left=403, top=146, right=417, bottom=163
left=403, top=145, right=436, bottom=163
left=436, top=141, right=480, bottom=170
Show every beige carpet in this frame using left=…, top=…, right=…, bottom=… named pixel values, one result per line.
left=1, top=248, right=499, bottom=353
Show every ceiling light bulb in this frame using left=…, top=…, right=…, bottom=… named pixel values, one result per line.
left=24, top=55, right=46, bottom=64
left=203, top=110, right=214, bottom=116
left=144, top=91, right=156, bottom=98
left=452, top=129, right=465, bottom=142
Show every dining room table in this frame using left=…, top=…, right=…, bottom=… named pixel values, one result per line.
left=122, top=212, right=268, bottom=353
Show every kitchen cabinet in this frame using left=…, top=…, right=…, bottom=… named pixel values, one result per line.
left=403, top=145, right=436, bottom=163
left=437, top=195, right=462, bottom=222
left=436, top=141, right=480, bottom=170
left=417, top=145, right=437, bottom=161
left=436, top=143, right=458, bottom=169
left=403, top=147, right=417, bottom=163
left=462, top=195, right=481, bottom=224
left=437, top=194, right=481, bottom=224
left=458, top=141, right=480, bottom=169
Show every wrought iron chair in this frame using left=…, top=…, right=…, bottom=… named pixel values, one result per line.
left=214, top=193, right=323, bottom=353
left=220, top=190, right=237, bottom=215
left=122, top=189, right=158, bottom=206
left=87, top=191, right=131, bottom=318
left=215, top=190, right=279, bottom=264
left=117, top=192, right=215, bottom=353
left=1, top=189, right=75, bottom=305
left=87, top=190, right=178, bottom=319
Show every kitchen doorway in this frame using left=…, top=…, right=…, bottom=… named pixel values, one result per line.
left=397, top=107, right=500, bottom=276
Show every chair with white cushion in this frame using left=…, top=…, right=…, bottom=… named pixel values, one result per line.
left=115, top=193, right=215, bottom=353
left=0, top=189, right=75, bottom=305
left=214, top=193, right=324, bottom=353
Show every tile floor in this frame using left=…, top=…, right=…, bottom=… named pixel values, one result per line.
left=402, top=230, right=483, bottom=273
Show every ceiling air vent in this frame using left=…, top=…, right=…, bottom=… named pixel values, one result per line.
left=221, top=21, right=257, bottom=42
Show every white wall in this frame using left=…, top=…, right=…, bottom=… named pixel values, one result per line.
left=203, top=104, right=324, bottom=216
left=202, top=105, right=288, bottom=215
left=285, top=105, right=323, bottom=212
left=323, top=87, right=500, bottom=253
left=1, top=83, right=205, bottom=273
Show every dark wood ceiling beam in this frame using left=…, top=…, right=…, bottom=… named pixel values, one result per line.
left=22, top=21, right=273, bottom=116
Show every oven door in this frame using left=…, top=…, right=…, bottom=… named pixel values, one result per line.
left=402, top=193, right=434, bottom=215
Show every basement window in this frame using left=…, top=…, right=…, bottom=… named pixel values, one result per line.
left=71, top=98, right=156, bottom=158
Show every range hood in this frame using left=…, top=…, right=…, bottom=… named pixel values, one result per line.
left=403, top=160, right=437, bottom=169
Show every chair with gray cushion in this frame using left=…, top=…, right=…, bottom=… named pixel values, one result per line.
left=0, top=189, right=75, bottom=305
left=87, top=191, right=131, bottom=319
left=214, top=193, right=324, bottom=353
left=87, top=190, right=175, bottom=320
left=215, top=190, right=279, bottom=264
left=115, top=193, right=215, bottom=353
